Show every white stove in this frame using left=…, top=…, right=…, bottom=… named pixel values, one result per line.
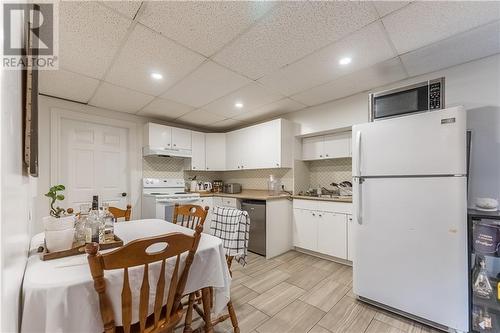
left=142, top=178, right=200, bottom=220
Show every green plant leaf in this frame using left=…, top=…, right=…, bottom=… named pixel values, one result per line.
left=56, top=194, right=64, bottom=200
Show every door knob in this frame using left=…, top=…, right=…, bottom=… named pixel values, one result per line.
left=121, top=192, right=127, bottom=197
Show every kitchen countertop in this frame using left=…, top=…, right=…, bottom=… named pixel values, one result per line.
left=192, top=189, right=291, bottom=201
left=292, top=195, right=353, bottom=203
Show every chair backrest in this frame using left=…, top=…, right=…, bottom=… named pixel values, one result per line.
left=109, top=204, right=132, bottom=221
left=86, top=224, right=203, bottom=333
left=172, top=204, right=209, bottom=230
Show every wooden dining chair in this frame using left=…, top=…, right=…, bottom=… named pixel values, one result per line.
left=171, top=203, right=210, bottom=333
left=172, top=203, right=209, bottom=229
left=86, top=224, right=203, bottom=333
left=109, top=204, right=132, bottom=221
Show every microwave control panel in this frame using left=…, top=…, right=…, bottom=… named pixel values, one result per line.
left=429, top=81, right=442, bottom=110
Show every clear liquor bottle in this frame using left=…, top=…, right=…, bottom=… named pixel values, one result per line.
left=473, top=256, right=494, bottom=299
left=102, top=203, right=115, bottom=243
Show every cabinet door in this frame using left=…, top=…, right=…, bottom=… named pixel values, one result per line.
left=347, top=214, right=354, bottom=261
left=191, top=132, right=205, bottom=170
left=205, top=133, right=226, bottom=170
left=146, top=123, right=171, bottom=148
left=323, top=132, right=350, bottom=159
left=302, top=136, right=324, bottom=160
left=171, top=127, right=192, bottom=150
left=251, top=119, right=281, bottom=169
left=293, top=209, right=317, bottom=251
left=198, top=197, right=214, bottom=232
left=225, top=130, right=243, bottom=170
left=317, top=212, right=347, bottom=259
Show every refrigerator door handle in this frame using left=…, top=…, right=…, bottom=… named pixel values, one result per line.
left=356, top=177, right=364, bottom=225
left=355, top=131, right=362, bottom=175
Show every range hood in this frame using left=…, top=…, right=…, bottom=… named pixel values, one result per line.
left=142, top=146, right=191, bottom=158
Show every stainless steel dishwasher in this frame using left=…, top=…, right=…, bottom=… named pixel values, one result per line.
left=241, top=200, right=266, bottom=256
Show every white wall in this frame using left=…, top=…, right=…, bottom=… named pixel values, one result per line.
left=286, top=54, right=500, bottom=135
left=0, top=10, right=33, bottom=333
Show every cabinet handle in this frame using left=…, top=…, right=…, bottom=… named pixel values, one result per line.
left=193, top=166, right=196, bottom=169
left=319, top=214, right=322, bottom=217
left=276, top=163, right=279, bottom=167
left=320, top=155, right=323, bottom=158
left=312, top=213, right=316, bottom=216
left=326, top=154, right=329, bottom=157
left=173, top=144, right=177, bottom=147
left=167, top=143, right=171, bottom=146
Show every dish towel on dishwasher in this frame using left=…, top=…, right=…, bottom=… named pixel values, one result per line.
left=210, top=206, right=250, bottom=266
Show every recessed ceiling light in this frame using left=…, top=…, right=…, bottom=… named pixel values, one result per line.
left=151, top=72, right=163, bottom=80
left=339, top=57, right=352, bottom=66
left=235, top=102, right=244, bottom=108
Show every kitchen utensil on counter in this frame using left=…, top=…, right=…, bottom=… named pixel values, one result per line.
left=476, top=198, right=499, bottom=211
left=224, top=183, right=242, bottom=194
left=267, top=175, right=281, bottom=196
left=213, top=180, right=224, bottom=193
left=203, top=182, right=213, bottom=192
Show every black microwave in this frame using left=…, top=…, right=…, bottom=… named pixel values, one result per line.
left=369, top=77, right=445, bottom=121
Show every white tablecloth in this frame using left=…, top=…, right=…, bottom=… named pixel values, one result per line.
left=21, top=219, right=231, bottom=333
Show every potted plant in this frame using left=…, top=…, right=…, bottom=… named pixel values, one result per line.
left=43, top=185, right=75, bottom=252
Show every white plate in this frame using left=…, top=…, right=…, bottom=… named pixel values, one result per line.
left=475, top=206, right=498, bottom=212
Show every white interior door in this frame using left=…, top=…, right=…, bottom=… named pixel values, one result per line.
left=353, top=176, right=468, bottom=331
left=60, top=118, right=130, bottom=211
left=352, top=106, right=466, bottom=177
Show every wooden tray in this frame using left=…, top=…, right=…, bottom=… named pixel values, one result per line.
left=39, top=235, right=124, bottom=261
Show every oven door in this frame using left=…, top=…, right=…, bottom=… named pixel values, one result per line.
left=157, top=198, right=199, bottom=222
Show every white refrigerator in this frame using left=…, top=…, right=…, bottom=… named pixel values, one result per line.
left=352, top=106, right=469, bottom=332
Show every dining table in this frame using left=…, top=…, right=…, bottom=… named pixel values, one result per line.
left=21, top=219, right=232, bottom=333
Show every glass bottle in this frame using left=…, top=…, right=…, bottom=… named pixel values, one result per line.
left=75, top=203, right=91, bottom=244
left=102, top=203, right=115, bottom=243
left=473, top=257, right=493, bottom=299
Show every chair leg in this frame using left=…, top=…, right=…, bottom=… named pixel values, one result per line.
left=227, top=300, right=240, bottom=333
left=183, top=293, right=195, bottom=333
left=201, top=288, right=214, bottom=333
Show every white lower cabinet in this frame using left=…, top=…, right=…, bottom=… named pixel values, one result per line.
left=293, top=209, right=317, bottom=251
left=196, top=197, right=214, bottom=233
left=317, top=212, right=347, bottom=259
left=293, top=199, right=352, bottom=261
left=347, top=214, right=354, bottom=261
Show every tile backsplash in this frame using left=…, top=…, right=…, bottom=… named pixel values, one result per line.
left=305, top=157, right=352, bottom=191
left=143, top=156, right=293, bottom=191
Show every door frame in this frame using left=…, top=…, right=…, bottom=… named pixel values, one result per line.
left=50, top=108, right=141, bottom=218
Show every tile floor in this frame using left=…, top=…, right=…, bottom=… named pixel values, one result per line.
left=183, top=251, right=443, bottom=333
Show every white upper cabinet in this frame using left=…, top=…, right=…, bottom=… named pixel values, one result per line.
left=302, top=131, right=351, bottom=160
left=171, top=127, right=192, bottom=151
left=191, top=131, right=206, bottom=171
left=205, top=133, right=226, bottom=171
left=302, top=136, right=324, bottom=160
left=225, top=119, right=293, bottom=170
left=144, top=123, right=192, bottom=152
left=144, top=123, right=172, bottom=149
left=324, top=132, right=351, bottom=159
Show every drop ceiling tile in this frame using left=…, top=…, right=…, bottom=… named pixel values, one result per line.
left=233, top=98, right=305, bottom=122
left=105, top=24, right=206, bottom=96
left=383, top=1, right=500, bottom=54
left=100, top=1, right=142, bottom=19
left=213, top=1, right=378, bottom=79
left=292, top=58, right=407, bottom=106
left=162, top=61, right=250, bottom=108
left=258, top=22, right=396, bottom=96
left=373, top=1, right=410, bottom=17
left=89, top=82, right=154, bottom=113
left=138, top=1, right=277, bottom=56
left=39, top=69, right=99, bottom=103
left=209, top=119, right=246, bottom=131
left=58, top=1, right=131, bottom=79
left=137, top=97, right=194, bottom=120
left=176, top=109, right=225, bottom=126
left=203, top=83, right=284, bottom=118
left=401, top=20, right=500, bottom=77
